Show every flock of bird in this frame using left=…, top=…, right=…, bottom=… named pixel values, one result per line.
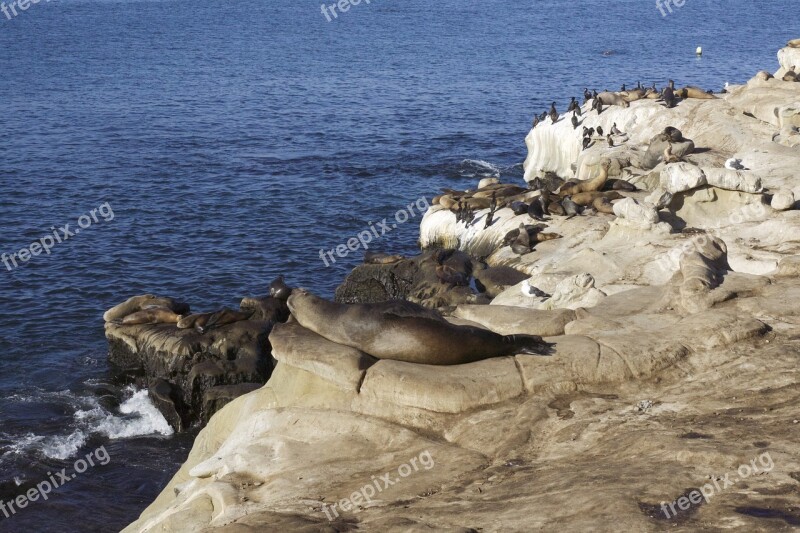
left=530, top=80, right=710, bottom=151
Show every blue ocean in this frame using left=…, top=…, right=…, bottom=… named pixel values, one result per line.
left=0, top=0, right=795, bottom=529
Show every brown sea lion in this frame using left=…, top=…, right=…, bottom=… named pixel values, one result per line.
left=202, top=308, right=253, bottom=332
left=364, top=251, right=405, bottom=265
left=559, top=159, right=611, bottom=196
left=473, top=266, right=529, bottom=298
left=438, top=195, right=458, bottom=209
left=570, top=190, right=623, bottom=207
left=592, top=196, right=616, bottom=214
left=177, top=312, right=215, bottom=331
left=118, top=307, right=185, bottom=325
left=286, top=289, right=551, bottom=364
left=103, top=295, right=190, bottom=322
left=240, top=296, right=290, bottom=322
left=788, top=38, right=800, bottom=48
left=676, top=86, right=716, bottom=99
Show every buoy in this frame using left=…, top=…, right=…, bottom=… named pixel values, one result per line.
left=696, top=46, right=703, bottom=56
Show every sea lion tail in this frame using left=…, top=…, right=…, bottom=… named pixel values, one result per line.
left=508, top=334, right=553, bottom=356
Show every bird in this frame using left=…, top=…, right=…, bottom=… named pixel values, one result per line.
left=610, top=122, right=622, bottom=135
left=484, top=193, right=498, bottom=229
left=269, top=275, right=292, bottom=300
left=586, top=127, right=595, bottom=137
left=592, top=89, right=599, bottom=99
left=582, top=137, right=592, bottom=150
left=574, top=104, right=582, bottom=117
left=571, top=112, right=579, bottom=129
left=597, top=125, right=604, bottom=136
left=593, top=98, right=604, bottom=114
left=620, top=83, right=626, bottom=91
left=532, top=115, right=540, bottom=128
left=520, top=279, right=548, bottom=298
left=607, top=134, right=614, bottom=147
left=663, top=86, right=676, bottom=108
left=583, top=88, right=592, bottom=104
left=549, top=102, right=558, bottom=123
left=724, top=158, right=749, bottom=171
left=567, top=97, right=578, bottom=113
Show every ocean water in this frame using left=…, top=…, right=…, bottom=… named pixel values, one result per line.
left=0, top=0, right=795, bottom=530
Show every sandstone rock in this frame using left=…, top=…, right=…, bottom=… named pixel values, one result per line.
left=660, top=162, right=706, bottom=193
left=771, top=189, right=796, bottom=210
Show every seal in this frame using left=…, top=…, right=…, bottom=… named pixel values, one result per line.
left=104, top=295, right=189, bottom=322
left=286, top=289, right=551, bottom=364
left=177, top=312, right=214, bottom=331
left=202, top=308, right=253, bottom=332
left=559, top=159, right=611, bottom=196
left=364, top=251, right=405, bottom=265
left=117, top=307, right=185, bottom=325
left=787, top=38, right=800, bottom=48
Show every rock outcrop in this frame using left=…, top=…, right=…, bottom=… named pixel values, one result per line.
left=124, top=44, right=800, bottom=532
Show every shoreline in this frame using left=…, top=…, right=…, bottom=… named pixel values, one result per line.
left=120, top=42, right=800, bottom=531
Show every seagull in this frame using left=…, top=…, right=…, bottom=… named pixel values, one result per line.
left=725, top=158, right=749, bottom=171
left=520, top=279, right=547, bottom=298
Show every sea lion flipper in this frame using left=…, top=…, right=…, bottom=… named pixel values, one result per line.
left=508, top=334, right=553, bottom=356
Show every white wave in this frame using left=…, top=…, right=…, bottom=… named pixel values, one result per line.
left=40, top=430, right=88, bottom=460
left=92, top=389, right=174, bottom=439
left=3, top=387, right=173, bottom=463
left=459, top=159, right=502, bottom=179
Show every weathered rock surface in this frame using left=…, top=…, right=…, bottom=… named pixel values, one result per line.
left=125, top=45, right=800, bottom=532
left=106, top=295, right=289, bottom=430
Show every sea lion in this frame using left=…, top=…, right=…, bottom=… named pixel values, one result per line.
left=364, top=251, right=405, bottom=265
left=473, top=266, right=529, bottom=298
left=570, top=190, right=623, bottom=207
left=436, top=264, right=469, bottom=286
left=788, top=38, right=800, bottom=48
left=286, top=289, right=551, bottom=364
left=548, top=200, right=566, bottom=216
left=559, top=159, right=610, bottom=196
left=509, top=201, right=529, bottom=216
left=592, top=196, right=616, bottom=214
left=782, top=66, right=797, bottom=82
left=755, top=71, right=774, bottom=81
left=104, top=295, right=190, bottom=322
left=438, top=195, right=458, bottom=209
left=118, top=307, right=184, bottom=325
left=562, top=196, right=580, bottom=217
left=676, top=86, right=716, bottom=99
left=269, top=275, right=293, bottom=300
left=527, top=197, right=546, bottom=220
left=201, top=308, right=253, bottom=333
left=240, top=295, right=290, bottom=322
left=177, top=312, right=215, bottom=331
left=597, top=91, right=630, bottom=108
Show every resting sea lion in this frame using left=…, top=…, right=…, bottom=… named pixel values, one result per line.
left=559, top=160, right=611, bottom=196
left=364, top=251, right=405, bottom=265
left=788, top=38, right=800, bottom=48
left=118, top=307, right=184, bottom=325
left=570, top=190, right=623, bottom=207
left=177, top=312, right=215, bottom=331
left=676, top=86, right=716, bottom=99
left=592, top=196, right=616, bottom=214
left=202, top=308, right=253, bottom=332
left=287, top=289, right=551, bottom=364
left=104, top=295, right=190, bottom=322
left=240, top=296, right=290, bottom=322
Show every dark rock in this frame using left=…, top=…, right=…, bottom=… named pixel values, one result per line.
left=334, top=250, right=485, bottom=308
left=106, top=317, right=279, bottom=431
